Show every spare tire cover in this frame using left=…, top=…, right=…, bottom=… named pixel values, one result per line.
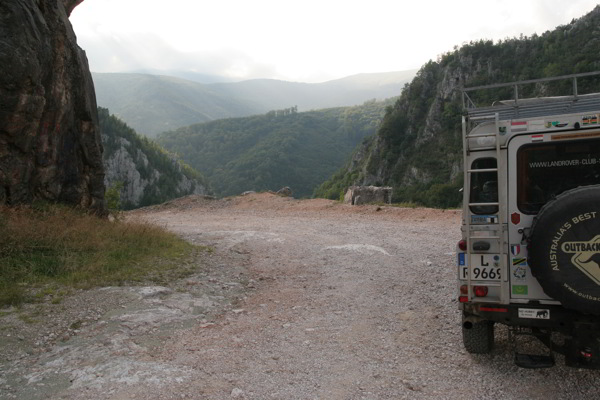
left=528, top=185, right=600, bottom=315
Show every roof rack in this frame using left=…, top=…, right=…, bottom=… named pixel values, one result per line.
left=462, top=71, right=600, bottom=121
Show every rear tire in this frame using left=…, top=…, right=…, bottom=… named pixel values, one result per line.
left=462, top=314, right=494, bottom=354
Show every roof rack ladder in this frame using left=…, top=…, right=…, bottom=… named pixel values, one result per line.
left=462, top=71, right=600, bottom=122
left=462, top=113, right=508, bottom=303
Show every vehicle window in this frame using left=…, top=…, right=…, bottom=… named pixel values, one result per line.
left=470, top=158, right=498, bottom=215
left=517, top=137, right=600, bottom=214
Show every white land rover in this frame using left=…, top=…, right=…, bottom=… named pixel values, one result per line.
left=458, top=72, right=600, bottom=369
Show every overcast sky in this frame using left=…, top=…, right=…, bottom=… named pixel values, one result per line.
left=70, top=0, right=598, bottom=83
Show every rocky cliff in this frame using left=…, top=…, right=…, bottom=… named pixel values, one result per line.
left=316, top=6, right=600, bottom=208
left=99, top=108, right=209, bottom=209
left=0, top=0, right=104, bottom=211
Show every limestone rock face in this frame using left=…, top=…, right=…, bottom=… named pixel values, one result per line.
left=102, top=135, right=209, bottom=209
left=102, top=137, right=155, bottom=206
left=0, top=0, right=105, bottom=212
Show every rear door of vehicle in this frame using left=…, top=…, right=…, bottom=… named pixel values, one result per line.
left=507, top=131, right=600, bottom=301
left=507, top=133, right=553, bottom=301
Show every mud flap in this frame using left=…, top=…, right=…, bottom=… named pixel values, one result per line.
left=511, top=327, right=555, bottom=369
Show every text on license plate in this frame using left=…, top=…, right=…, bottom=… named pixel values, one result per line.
left=460, top=266, right=502, bottom=280
left=459, top=253, right=501, bottom=280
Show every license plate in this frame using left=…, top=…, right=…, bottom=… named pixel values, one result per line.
left=459, top=253, right=502, bottom=281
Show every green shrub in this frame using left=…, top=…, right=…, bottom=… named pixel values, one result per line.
left=105, top=181, right=124, bottom=211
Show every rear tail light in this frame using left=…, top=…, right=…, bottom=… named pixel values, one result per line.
left=458, top=285, right=487, bottom=302
left=458, top=240, right=467, bottom=251
left=581, top=348, right=593, bottom=359
left=474, top=286, right=488, bottom=297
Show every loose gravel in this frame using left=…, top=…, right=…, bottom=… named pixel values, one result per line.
left=1, top=193, right=599, bottom=399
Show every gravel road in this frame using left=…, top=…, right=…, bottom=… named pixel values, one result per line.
left=1, top=193, right=599, bottom=399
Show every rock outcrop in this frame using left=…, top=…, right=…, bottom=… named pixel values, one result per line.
left=99, top=107, right=210, bottom=209
left=0, top=0, right=105, bottom=212
left=102, top=136, right=209, bottom=208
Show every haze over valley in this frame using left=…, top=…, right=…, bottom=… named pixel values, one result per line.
left=92, top=70, right=417, bottom=137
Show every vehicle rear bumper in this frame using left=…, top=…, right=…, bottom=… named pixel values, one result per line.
left=462, top=302, right=600, bottom=369
left=462, top=302, right=600, bottom=332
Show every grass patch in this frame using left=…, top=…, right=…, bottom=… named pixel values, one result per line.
left=0, top=204, right=195, bottom=307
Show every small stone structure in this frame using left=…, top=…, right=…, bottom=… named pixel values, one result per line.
left=276, top=187, right=293, bottom=197
left=344, top=186, right=392, bottom=205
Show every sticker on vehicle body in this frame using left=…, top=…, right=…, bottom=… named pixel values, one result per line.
left=471, top=215, right=498, bottom=224
left=529, top=120, right=545, bottom=130
left=511, top=244, right=521, bottom=256
left=512, top=285, right=528, bottom=295
left=511, top=121, right=528, bottom=133
left=513, top=266, right=527, bottom=280
left=562, top=234, right=600, bottom=286
left=518, top=308, right=550, bottom=319
left=582, top=115, right=599, bottom=125
left=511, top=212, right=521, bottom=225
left=552, top=131, right=600, bottom=141
left=545, top=121, right=568, bottom=128
left=512, top=257, right=527, bottom=266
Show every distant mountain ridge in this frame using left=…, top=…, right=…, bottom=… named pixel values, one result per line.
left=129, top=68, right=238, bottom=84
left=92, top=70, right=416, bottom=136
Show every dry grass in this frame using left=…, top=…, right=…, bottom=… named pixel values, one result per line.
left=0, top=203, right=195, bottom=306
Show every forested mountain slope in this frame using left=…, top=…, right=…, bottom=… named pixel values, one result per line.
left=315, top=6, right=600, bottom=207
left=99, top=108, right=210, bottom=209
left=157, top=100, right=393, bottom=197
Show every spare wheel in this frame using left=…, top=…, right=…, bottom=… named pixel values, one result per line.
left=527, top=185, right=600, bottom=315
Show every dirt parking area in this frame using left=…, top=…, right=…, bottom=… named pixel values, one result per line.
left=1, top=193, right=599, bottom=399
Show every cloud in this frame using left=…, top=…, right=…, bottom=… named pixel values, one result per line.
left=77, top=30, right=282, bottom=80
left=72, top=0, right=599, bottom=82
